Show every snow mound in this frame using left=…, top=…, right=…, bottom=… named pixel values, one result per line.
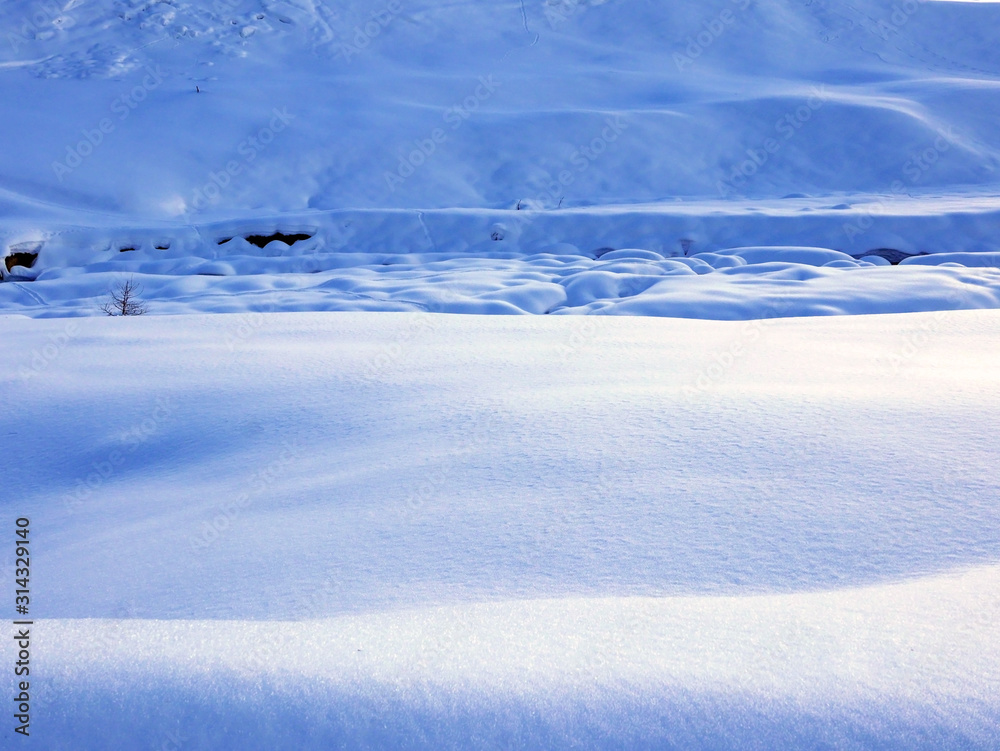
left=900, top=251, right=1000, bottom=267
left=30, top=567, right=1000, bottom=749
left=713, top=246, right=858, bottom=266
left=4, top=232, right=1000, bottom=318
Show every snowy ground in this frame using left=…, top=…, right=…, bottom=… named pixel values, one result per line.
left=3, top=0, right=1000, bottom=746
left=3, top=311, right=1000, bottom=748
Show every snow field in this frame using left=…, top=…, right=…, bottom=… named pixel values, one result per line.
left=2, top=310, right=999, bottom=748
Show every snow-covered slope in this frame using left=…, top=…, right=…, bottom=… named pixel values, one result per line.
left=2, top=0, right=1000, bottom=316
left=3, top=0, right=1000, bottom=213
left=3, top=310, right=999, bottom=747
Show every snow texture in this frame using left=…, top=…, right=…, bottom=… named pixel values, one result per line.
left=2, top=311, right=1000, bottom=748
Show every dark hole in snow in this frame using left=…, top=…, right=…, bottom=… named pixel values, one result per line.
left=851, top=248, right=928, bottom=265
left=218, top=232, right=313, bottom=248
left=592, top=247, right=616, bottom=259
left=246, top=232, right=312, bottom=248
left=119, top=246, right=137, bottom=253
left=156, top=244, right=170, bottom=250
left=5, top=251, right=38, bottom=272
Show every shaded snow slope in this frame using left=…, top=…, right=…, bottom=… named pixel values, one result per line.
left=2, top=310, right=999, bottom=747
left=3, top=0, right=1000, bottom=312
left=1, top=0, right=999, bottom=217
left=29, top=568, right=1000, bottom=750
